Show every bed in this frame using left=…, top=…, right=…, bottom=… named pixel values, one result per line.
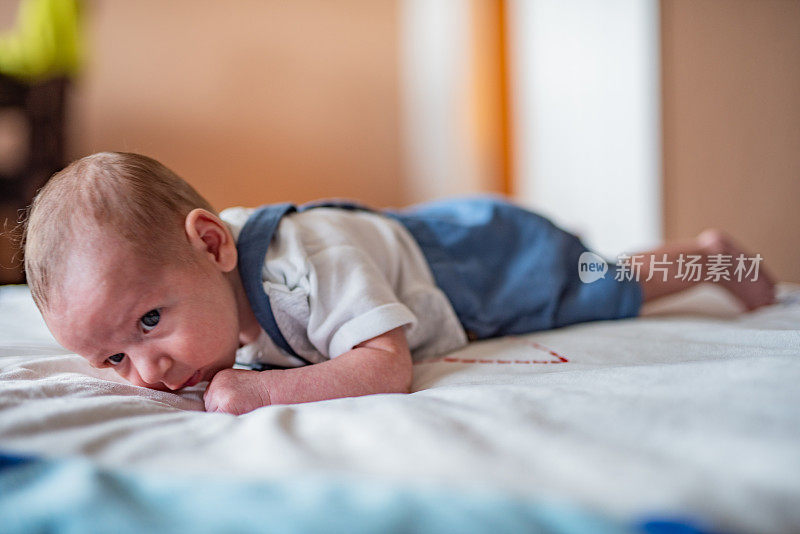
left=1, top=282, right=799, bottom=533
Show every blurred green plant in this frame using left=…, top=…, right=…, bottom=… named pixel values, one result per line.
left=0, top=0, right=82, bottom=82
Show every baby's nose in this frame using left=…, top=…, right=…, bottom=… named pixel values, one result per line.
left=135, top=353, right=173, bottom=384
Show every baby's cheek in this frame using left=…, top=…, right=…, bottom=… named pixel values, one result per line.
left=116, top=366, right=139, bottom=385
left=174, top=332, right=224, bottom=368
left=85, top=357, right=133, bottom=383
left=196, top=324, right=238, bottom=360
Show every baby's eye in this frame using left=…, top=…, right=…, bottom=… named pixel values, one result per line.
left=106, top=353, right=125, bottom=366
left=140, top=309, right=160, bottom=331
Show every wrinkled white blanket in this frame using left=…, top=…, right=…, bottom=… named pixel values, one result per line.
left=1, top=284, right=799, bottom=533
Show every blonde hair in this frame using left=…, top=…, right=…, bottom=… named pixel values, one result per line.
left=23, top=152, right=216, bottom=310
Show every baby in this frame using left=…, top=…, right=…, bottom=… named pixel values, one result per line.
left=22, top=152, right=776, bottom=415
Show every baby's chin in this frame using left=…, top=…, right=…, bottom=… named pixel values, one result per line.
left=137, top=375, right=203, bottom=393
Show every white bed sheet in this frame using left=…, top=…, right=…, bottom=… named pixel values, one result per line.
left=1, top=283, right=799, bottom=533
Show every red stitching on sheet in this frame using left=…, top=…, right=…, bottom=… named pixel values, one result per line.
left=527, top=341, right=568, bottom=363
left=414, top=339, right=569, bottom=365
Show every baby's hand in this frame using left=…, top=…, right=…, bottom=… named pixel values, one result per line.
left=203, top=369, right=271, bottom=415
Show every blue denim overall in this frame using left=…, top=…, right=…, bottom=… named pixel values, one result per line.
left=236, top=195, right=642, bottom=364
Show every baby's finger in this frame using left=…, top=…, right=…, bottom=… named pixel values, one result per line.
left=203, top=388, right=219, bottom=412
left=203, top=396, right=214, bottom=412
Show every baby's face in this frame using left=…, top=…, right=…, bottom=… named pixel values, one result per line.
left=43, top=237, right=243, bottom=391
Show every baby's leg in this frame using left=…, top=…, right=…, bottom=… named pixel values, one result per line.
left=631, top=229, right=776, bottom=310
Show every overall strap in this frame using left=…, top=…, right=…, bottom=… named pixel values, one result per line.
left=237, top=202, right=304, bottom=361
left=237, top=200, right=373, bottom=362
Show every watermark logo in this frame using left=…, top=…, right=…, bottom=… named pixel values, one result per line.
left=578, top=252, right=608, bottom=283
left=578, top=252, right=764, bottom=283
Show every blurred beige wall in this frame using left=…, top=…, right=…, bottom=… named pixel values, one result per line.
left=662, top=0, right=800, bottom=282
left=5, top=1, right=799, bottom=283
left=68, top=0, right=404, bottom=210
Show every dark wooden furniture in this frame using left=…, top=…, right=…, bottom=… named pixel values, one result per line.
left=0, top=73, right=68, bottom=284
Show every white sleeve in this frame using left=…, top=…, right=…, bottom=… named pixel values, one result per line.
left=306, top=245, right=418, bottom=358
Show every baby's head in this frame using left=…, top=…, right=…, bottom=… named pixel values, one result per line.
left=24, top=152, right=251, bottom=391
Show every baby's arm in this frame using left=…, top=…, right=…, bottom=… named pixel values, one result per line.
left=203, top=327, right=413, bottom=414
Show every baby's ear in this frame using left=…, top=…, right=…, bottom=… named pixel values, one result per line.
left=184, top=209, right=237, bottom=272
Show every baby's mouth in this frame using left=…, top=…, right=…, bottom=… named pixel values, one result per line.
left=180, top=370, right=204, bottom=389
